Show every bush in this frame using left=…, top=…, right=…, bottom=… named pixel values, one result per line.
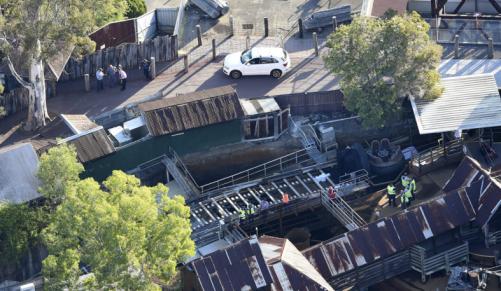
left=126, top=0, right=147, bottom=18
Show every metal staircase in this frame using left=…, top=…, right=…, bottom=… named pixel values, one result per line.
left=320, top=190, right=366, bottom=231
left=290, top=118, right=327, bottom=164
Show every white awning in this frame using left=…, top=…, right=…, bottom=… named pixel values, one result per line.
left=411, top=74, right=501, bottom=134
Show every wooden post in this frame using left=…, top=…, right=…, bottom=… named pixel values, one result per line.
left=183, top=54, right=189, bottom=73
left=454, top=34, right=459, bottom=58
left=84, top=74, right=90, bottom=92
left=488, top=37, right=494, bottom=59
left=246, top=35, right=251, bottom=50
left=196, top=24, right=202, bottom=46
left=264, top=17, right=269, bottom=37
left=313, top=32, right=319, bottom=57
left=212, top=39, right=216, bottom=61
left=298, top=18, right=304, bottom=38
left=229, top=16, right=234, bottom=36
left=150, top=57, right=156, bottom=79
left=332, top=16, right=337, bottom=32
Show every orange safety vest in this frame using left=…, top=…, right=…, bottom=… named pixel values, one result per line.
left=282, top=193, right=289, bottom=204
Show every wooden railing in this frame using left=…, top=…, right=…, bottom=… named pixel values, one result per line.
left=410, top=140, right=464, bottom=176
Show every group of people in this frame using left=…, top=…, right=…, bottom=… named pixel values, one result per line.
left=238, top=192, right=291, bottom=221
left=95, top=64, right=128, bottom=92
left=386, top=172, right=416, bottom=209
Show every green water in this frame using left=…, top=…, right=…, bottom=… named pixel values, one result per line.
left=83, top=120, right=242, bottom=181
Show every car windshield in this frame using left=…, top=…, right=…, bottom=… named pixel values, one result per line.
left=240, top=49, right=252, bottom=63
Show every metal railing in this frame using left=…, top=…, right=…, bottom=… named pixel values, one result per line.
left=198, top=148, right=312, bottom=193
left=320, top=190, right=366, bottom=231
left=410, top=140, right=464, bottom=176
left=410, top=242, right=469, bottom=283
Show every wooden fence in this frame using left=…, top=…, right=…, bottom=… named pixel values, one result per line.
left=61, top=35, right=178, bottom=81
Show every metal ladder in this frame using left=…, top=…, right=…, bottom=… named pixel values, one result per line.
left=320, top=190, right=366, bottom=231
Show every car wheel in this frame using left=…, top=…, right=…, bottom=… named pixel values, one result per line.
left=230, top=70, right=242, bottom=79
left=271, top=69, right=282, bottom=79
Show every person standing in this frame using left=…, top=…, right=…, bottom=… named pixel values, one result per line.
left=387, top=183, right=396, bottom=207
left=328, top=186, right=336, bottom=200
left=118, top=65, right=127, bottom=91
left=106, top=64, right=116, bottom=88
left=401, top=172, right=409, bottom=189
left=95, top=68, right=104, bottom=92
left=410, top=177, right=417, bottom=200
left=141, top=59, right=151, bottom=80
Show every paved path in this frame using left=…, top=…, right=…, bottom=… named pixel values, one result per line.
left=49, top=36, right=337, bottom=118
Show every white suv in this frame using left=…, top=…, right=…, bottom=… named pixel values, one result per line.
left=223, top=47, right=291, bottom=79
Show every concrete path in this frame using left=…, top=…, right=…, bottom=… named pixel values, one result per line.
left=49, top=36, right=337, bottom=118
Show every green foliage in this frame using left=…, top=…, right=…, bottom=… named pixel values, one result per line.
left=37, top=144, right=84, bottom=205
left=0, top=84, right=5, bottom=118
left=126, top=0, right=147, bottom=18
left=42, top=171, right=195, bottom=290
left=0, top=203, right=48, bottom=267
left=324, top=12, right=443, bottom=127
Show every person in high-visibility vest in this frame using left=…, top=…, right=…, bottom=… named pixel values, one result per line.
left=401, top=172, right=409, bottom=188
left=403, top=187, right=413, bottom=208
left=239, top=209, right=246, bottom=220
left=410, top=178, right=417, bottom=200
left=400, top=192, right=409, bottom=209
left=387, top=183, right=396, bottom=207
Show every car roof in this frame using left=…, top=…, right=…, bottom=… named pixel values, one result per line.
left=250, top=47, right=285, bottom=59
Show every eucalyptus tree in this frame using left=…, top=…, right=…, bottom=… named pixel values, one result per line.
left=0, top=0, right=127, bottom=130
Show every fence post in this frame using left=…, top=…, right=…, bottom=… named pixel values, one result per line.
left=212, top=39, right=217, bottom=61
left=298, top=18, right=304, bottom=38
left=332, top=16, right=337, bottom=32
left=229, top=16, right=234, bottom=37
left=84, top=74, right=90, bottom=92
left=264, top=17, right=269, bottom=37
left=246, top=35, right=251, bottom=50
left=488, top=37, right=494, bottom=59
left=196, top=25, right=203, bottom=46
left=313, top=32, right=319, bottom=57
left=454, top=34, right=459, bottom=58
left=150, top=57, right=156, bottom=79
left=183, top=54, right=189, bottom=73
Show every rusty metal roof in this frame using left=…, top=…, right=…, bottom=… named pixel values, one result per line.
left=138, top=86, right=244, bottom=136
left=192, top=237, right=273, bottom=291
left=442, top=156, right=501, bottom=227
left=302, top=185, right=477, bottom=281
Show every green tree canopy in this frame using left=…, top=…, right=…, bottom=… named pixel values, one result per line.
left=0, top=0, right=127, bottom=130
left=126, top=0, right=147, bottom=18
left=324, top=12, right=443, bottom=127
left=37, top=144, right=84, bottom=205
left=42, top=170, right=195, bottom=290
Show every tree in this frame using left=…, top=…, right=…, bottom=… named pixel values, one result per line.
left=37, top=144, right=84, bottom=206
left=0, top=203, right=47, bottom=268
left=324, top=12, right=443, bottom=127
left=126, top=0, right=147, bottom=18
left=0, top=83, right=5, bottom=118
left=42, top=170, right=195, bottom=290
left=0, top=0, right=127, bottom=130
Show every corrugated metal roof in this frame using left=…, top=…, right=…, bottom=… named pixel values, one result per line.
left=0, top=143, right=41, bottom=204
left=60, top=127, right=116, bottom=163
left=439, top=59, right=501, bottom=88
left=240, top=98, right=281, bottom=116
left=138, top=86, right=244, bottom=136
left=302, top=186, right=477, bottom=282
left=411, top=74, right=501, bottom=134
left=192, top=237, right=274, bottom=291
left=60, top=114, right=99, bottom=134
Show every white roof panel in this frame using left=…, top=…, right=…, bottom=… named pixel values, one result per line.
left=411, top=74, right=501, bottom=134
left=240, top=98, right=281, bottom=116
left=439, top=59, right=501, bottom=88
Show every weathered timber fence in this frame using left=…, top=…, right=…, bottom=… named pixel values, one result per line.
left=0, top=87, right=30, bottom=116
left=61, top=35, right=177, bottom=81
